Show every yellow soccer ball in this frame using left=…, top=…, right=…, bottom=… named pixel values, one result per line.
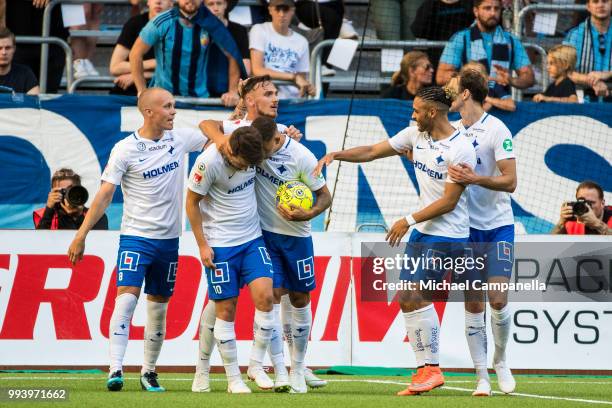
left=276, top=181, right=314, bottom=211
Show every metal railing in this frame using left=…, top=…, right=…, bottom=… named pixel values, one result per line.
left=41, top=0, right=127, bottom=93
left=514, top=42, right=549, bottom=101
left=16, top=36, right=73, bottom=92
left=309, top=39, right=448, bottom=100
left=514, top=3, right=587, bottom=39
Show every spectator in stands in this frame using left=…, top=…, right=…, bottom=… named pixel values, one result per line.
left=461, top=60, right=515, bottom=110
left=205, top=0, right=252, bottom=97
left=533, top=45, right=578, bottom=103
left=0, top=28, right=39, bottom=94
left=5, top=0, right=68, bottom=93
left=130, top=0, right=246, bottom=105
left=34, top=168, right=108, bottom=230
left=109, top=0, right=173, bottom=96
left=552, top=180, right=611, bottom=235
left=371, top=0, right=425, bottom=41
left=563, top=0, right=612, bottom=101
left=381, top=51, right=433, bottom=100
left=0, top=0, right=5, bottom=29
left=436, top=0, right=535, bottom=94
left=411, top=0, right=475, bottom=67
left=250, top=0, right=315, bottom=98
left=71, top=4, right=104, bottom=79
left=295, top=0, right=344, bottom=76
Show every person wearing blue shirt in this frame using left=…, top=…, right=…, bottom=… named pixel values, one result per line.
left=563, top=0, right=611, bottom=101
left=436, top=0, right=534, bottom=93
left=130, top=0, right=245, bottom=105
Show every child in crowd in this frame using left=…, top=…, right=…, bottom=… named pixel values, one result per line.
left=533, top=45, right=578, bottom=103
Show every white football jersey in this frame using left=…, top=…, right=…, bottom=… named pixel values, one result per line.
left=101, top=128, right=206, bottom=239
left=453, top=113, right=516, bottom=230
left=256, top=136, right=326, bottom=237
left=187, top=145, right=261, bottom=247
left=389, top=126, right=476, bottom=238
left=222, top=119, right=287, bottom=136
left=221, top=119, right=324, bottom=237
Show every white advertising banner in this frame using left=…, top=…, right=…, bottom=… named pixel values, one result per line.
left=0, top=231, right=610, bottom=369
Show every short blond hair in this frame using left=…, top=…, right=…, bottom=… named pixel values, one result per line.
left=460, top=61, right=488, bottom=80
left=547, top=45, right=577, bottom=75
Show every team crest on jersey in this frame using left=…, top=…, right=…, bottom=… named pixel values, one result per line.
left=137, top=142, right=146, bottom=152
left=297, top=257, right=314, bottom=281
left=210, top=262, right=230, bottom=284
left=200, top=32, right=210, bottom=48
left=497, top=241, right=514, bottom=262
left=119, top=251, right=140, bottom=271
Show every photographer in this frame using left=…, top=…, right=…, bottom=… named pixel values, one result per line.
left=33, top=168, right=108, bottom=230
left=552, top=181, right=612, bottom=235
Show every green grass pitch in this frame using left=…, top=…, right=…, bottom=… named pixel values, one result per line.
left=1, top=373, right=612, bottom=407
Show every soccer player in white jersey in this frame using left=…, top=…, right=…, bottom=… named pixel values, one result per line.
left=250, top=116, right=332, bottom=392
left=315, top=86, right=476, bottom=396
left=193, top=75, right=327, bottom=392
left=446, top=70, right=518, bottom=396
left=186, top=126, right=274, bottom=394
left=67, top=88, right=208, bottom=392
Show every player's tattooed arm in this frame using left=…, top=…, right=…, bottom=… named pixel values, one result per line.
left=449, top=159, right=517, bottom=193
left=68, top=182, right=116, bottom=264
left=313, top=140, right=398, bottom=176
left=186, top=190, right=215, bottom=268
left=386, top=183, right=466, bottom=246
left=199, top=120, right=227, bottom=147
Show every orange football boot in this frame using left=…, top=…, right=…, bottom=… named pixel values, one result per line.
left=408, top=365, right=445, bottom=393
left=397, top=367, right=424, bottom=396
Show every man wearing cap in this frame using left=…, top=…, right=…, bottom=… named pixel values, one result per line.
left=249, top=0, right=315, bottom=99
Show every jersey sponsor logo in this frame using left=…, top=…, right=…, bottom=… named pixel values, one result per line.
left=168, top=146, right=175, bottom=155
left=137, top=142, right=146, bottom=151
left=143, top=161, right=179, bottom=179
left=503, top=138, right=513, bottom=152
left=119, top=251, right=140, bottom=272
left=209, top=262, right=230, bottom=284
left=227, top=177, right=255, bottom=194
left=413, top=160, right=444, bottom=180
left=256, top=166, right=283, bottom=186
left=297, top=256, right=314, bottom=281
left=193, top=163, right=206, bottom=185
left=148, top=144, right=166, bottom=151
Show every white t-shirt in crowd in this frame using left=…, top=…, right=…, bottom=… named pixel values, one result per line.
left=389, top=126, right=476, bottom=238
left=102, top=128, right=207, bottom=239
left=249, top=22, right=310, bottom=99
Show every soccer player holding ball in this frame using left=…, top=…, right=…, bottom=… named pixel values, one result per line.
left=193, top=76, right=329, bottom=393
left=67, top=88, right=209, bottom=392
left=251, top=116, right=331, bottom=392
left=446, top=69, right=518, bottom=396
left=315, top=86, right=476, bottom=396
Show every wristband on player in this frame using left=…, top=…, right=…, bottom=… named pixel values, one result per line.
left=405, top=214, right=417, bottom=226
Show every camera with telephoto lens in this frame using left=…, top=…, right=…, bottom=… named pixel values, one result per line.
left=59, top=185, right=89, bottom=207
left=567, top=198, right=590, bottom=217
